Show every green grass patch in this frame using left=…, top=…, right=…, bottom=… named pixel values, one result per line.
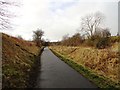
left=50, top=48, right=120, bottom=89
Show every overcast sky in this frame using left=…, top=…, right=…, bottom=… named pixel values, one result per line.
left=1, top=0, right=119, bottom=41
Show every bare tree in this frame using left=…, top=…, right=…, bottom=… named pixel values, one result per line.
left=71, top=33, right=82, bottom=46
left=61, top=33, right=83, bottom=46
left=62, top=34, right=69, bottom=41
left=81, top=12, right=104, bottom=38
left=102, top=28, right=111, bottom=37
left=62, top=34, right=69, bottom=46
left=94, top=28, right=111, bottom=37
left=0, top=0, right=19, bottom=30
left=17, top=35, right=23, bottom=40
left=33, top=29, right=44, bottom=47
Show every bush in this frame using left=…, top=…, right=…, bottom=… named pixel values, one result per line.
left=96, top=37, right=110, bottom=49
left=62, top=33, right=83, bottom=46
left=84, top=39, right=94, bottom=46
left=83, top=35, right=111, bottom=49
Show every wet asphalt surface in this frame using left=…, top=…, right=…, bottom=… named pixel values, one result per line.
left=35, top=47, right=98, bottom=88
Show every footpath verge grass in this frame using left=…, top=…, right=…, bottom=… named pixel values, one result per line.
left=50, top=48, right=120, bottom=89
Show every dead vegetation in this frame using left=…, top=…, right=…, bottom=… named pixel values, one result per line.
left=2, top=33, right=40, bottom=88
left=50, top=44, right=120, bottom=86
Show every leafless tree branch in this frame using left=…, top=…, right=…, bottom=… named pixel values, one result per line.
left=80, top=12, right=104, bottom=37
left=0, top=0, right=20, bottom=30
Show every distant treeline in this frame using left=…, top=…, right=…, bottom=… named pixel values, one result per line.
left=50, top=32, right=120, bottom=49
left=16, top=28, right=119, bottom=49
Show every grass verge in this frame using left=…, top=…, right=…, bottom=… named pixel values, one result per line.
left=50, top=48, right=120, bottom=89
left=27, top=46, right=44, bottom=88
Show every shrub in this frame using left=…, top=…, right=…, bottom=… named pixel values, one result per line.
left=62, top=33, right=83, bottom=46
left=96, top=37, right=110, bottom=49
left=84, top=39, right=94, bottom=47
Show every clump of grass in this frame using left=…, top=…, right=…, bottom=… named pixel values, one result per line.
left=50, top=48, right=120, bottom=88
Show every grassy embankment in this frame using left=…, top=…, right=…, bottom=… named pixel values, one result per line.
left=2, top=33, right=43, bottom=88
left=50, top=45, right=120, bottom=88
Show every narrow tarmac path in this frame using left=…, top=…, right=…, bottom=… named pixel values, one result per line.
left=35, top=47, right=98, bottom=88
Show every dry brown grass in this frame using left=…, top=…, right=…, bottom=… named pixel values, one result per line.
left=2, top=33, right=40, bottom=88
left=50, top=45, right=120, bottom=84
